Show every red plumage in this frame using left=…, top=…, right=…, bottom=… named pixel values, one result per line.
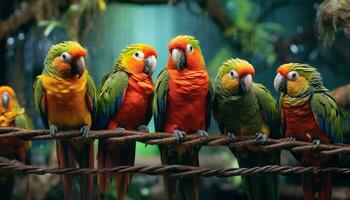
left=282, top=101, right=332, bottom=200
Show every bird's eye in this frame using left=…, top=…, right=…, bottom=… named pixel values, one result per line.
left=186, top=44, right=194, bottom=55
left=229, top=70, right=239, bottom=79
left=287, top=71, right=299, bottom=80
left=133, top=51, right=144, bottom=61
left=60, top=52, right=72, bottom=63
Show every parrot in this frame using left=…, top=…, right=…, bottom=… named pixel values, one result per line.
left=0, top=86, right=33, bottom=200
left=94, top=43, right=157, bottom=200
left=153, top=35, right=212, bottom=200
left=212, top=58, right=281, bottom=200
left=34, top=41, right=96, bottom=200
left=274, top=63, right=343, bottom=200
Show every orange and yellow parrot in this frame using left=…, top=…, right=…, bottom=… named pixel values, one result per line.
left=274, top=63, right=343, bottom=200
left=153, top=35, right=212, bottom=200
left=34, top=41, right=96, bottom=200
left=94, top=44, right=157, bottom=200
left=0, top=86, right=32, bottom=199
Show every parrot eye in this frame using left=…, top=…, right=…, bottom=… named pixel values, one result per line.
left=60, top=52, right=72, bottom=63
left=133, top=51, right=144, bottom=61
left=287, top=71, right=299, bottom=80
left=186, top=44, right=194, bottom=55
left=229, top=70, right=239, bottom=79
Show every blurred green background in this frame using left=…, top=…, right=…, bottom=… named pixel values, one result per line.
left=0, top=0, right=350, bottom=199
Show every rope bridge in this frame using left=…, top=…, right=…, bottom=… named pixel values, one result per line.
left=0, top=127, right=349, bottom=177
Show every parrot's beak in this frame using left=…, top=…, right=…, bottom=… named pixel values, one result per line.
left=274, top=73, right=287, bottom=93
left=144, top=55, right=157, bottom=75
left=171, top=48, right=186, bottom=70
left=1, top=92, right=10, bottom=108
left=239, top=74, right=253, bottom=95
left=71, top=56, right=85, bottom=78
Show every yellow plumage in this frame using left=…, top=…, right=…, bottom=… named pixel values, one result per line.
left=40, top=69, right=91, bottom=129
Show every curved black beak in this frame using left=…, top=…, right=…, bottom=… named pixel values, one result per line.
left=172, top=48, right=186, bottom=70
left=1, top=92, right=10, bottom=108
left=71, top=56, right=85, bottom=78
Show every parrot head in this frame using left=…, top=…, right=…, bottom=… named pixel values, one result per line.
left=44, top=41, right=87, bottom=79
left=274, top=63, right=326, bottom=97
left=115, top=43, right=158, bottom=76
left=0, top=86, right=17, bottom=112
left=216, top=58, right=255, bottom=96
left=168, top=35, right=205, bottom=71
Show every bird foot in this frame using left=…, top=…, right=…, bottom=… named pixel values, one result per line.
left=49, top=125, right=58, bottom=136
left=116, top=127, right=126, bottom=132
left=286, top=137, right=296, bottom=141
left=80, top=125, right=90, bottom=138
left=227, top=132, right=236, bottom=140
left=196, top=130, right=208, bottom=138
left=256, top=133, right=267, bottom=144
left=173, top=129, right=186, bottom=142
left=137, top=125, right=149, bottom=133
left=312, top=139, right=321, bottom=146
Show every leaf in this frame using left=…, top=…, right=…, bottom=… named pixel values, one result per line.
left=98, top=0, right=107, bottom=11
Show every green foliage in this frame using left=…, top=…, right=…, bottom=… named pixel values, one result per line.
left=207, top=45, right=234, bottom=78
left=223, top=0, right=284, bottom=67
left=38, top=0, right=103, bottom=40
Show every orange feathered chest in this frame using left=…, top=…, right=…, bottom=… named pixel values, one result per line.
left=164, top=69, right=209, bottom=133
left=0, top=109, right=28, bottom=162
left=282, top=101, right=330, bottom=144
left=107, top=74, right=154, bottom=130
left=41, top=72, right=92, bottom=129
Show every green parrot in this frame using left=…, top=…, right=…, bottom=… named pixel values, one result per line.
left=274, top=63, right=343, bottom=200
left=34, top=41, right=96, bottom=200
left=212, top=58, right=281, bottom=200
left=0, top=85, right=33, bottom=200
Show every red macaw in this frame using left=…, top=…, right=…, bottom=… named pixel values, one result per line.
left=95, top=44, right=157, bottom=200
left=153, top=35, right=212, bottom=200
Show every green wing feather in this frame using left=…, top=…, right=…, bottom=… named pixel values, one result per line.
left=34, top=76, right=48, bottom=128
left=15, top=112, right=33, bottom=130
left=254, top=83, right=281, bottom=139
left=85, top=73, right=96, bottom=113
left=311, top=92, right=343, bottom=143
left=153, top=69, right=169, bottom=132
left=94, top=70, right=129, bottom=129
left=205, top=82, right=213, bottom=131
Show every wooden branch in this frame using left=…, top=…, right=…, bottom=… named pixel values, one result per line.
left=197, top=0, right=232, bottom=31
left=0, top=0, right=69, bottom=39
left=329, top=84, right=350, bottom=108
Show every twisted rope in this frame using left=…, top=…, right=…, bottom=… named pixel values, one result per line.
left=0, top=156, right=349, bottom=177
left=0, top=127, right=348, bottom=156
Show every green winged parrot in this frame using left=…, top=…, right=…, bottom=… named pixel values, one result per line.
left=34, top=41, right=96, bottom=200
left=153, top=35, right=212, bottom=200
left=212, top=58, right=281, bottom=200
left=0, top=86, right=33, bottom=199
left=94, top=43, right=157, bottom=200
left=274, top=63, right=343, bottom=200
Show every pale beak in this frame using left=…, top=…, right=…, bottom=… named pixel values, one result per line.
left=274, top=73, right=287, bottom=93
left=71, top=56, right=85, bottom=78
left=144, top=55, right=157, bottom=75
left=1, top=92, right=10, bottom=108
left=239, top=74, right=253, bottom=95
left=171, top=48, right=185, bottom=70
